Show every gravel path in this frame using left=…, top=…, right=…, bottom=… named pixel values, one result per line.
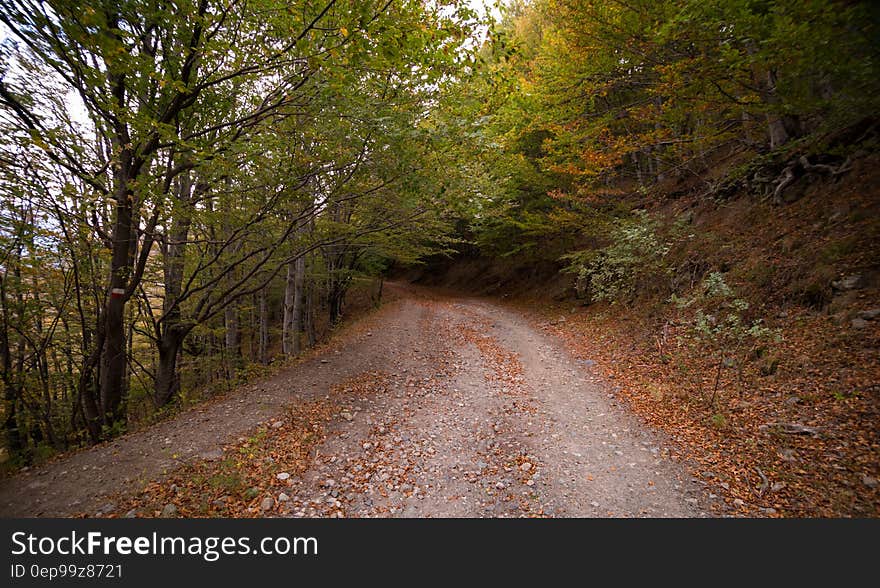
left=0, top=286, right=713, bottom=518
left=278, top=293, right=712, bottom=517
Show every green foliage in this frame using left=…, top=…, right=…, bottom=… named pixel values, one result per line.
left=675, top=272, right=781, bottom=352
left=101, top=420, right=128, bottom=439
left=710, top=413, right=728, bottom=429
left=562, top=211, right=672, bottom=303
left=440, top=0, right=880, bottom=267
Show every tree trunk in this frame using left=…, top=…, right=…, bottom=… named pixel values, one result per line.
left=0, top=272, right=23, bottom=457
left=2, top=384, right=22, bottom=457
left=373, top=276, right=384, bottom=307
left=633, top=151, right=644, bottom=188
left=305, top=270, right=317, bottom=347
left=767, top=113, right=789, bottom=150
left=153, top=170, right=202, bottom=407
left=225, top=304, right=240, bottom=359
left=764, top=69, right=801, bottom=149
left=654, top=97, right=665, bottom=183
left=154, top=333, right=183, bottom=407
left=258, top=287, right=270, bottom=364
left=98, top=161, right=136, bottom=429
left=32, top=293, right=59, bottom=450
left=78, top=346, right=103, bottom=442
left=282, top=261, right=296, bottom=355
left=291, top=254, right=305, bottom=355
left=328, top=284, right=345, bottom=327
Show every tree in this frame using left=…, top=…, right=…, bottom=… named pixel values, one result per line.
left=0, top=0, right=479, bottom=457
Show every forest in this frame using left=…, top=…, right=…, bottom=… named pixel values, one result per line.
left=0, top=0, right=478, bottom=457
left=0, top=0, right=878, bottom=518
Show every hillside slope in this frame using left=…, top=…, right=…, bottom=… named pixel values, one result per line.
left=419, top=152, right=880, bottom=517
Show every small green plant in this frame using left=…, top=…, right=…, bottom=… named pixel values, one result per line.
left=760, top=357, right=780, bottom=376
left=710, top=413, right=727, bottom=429
left=832, top=389, right=860, bottom=401
left=679, top=272, right=782, bottom=406
left=32, top=443, right=56, bottom=463
left=207, top=469, right=245, bottom=493
left=101, top=420, right=128, bottom=439
left=677, top=273, right=778, bottom=341
left=239, top=362, right=272, bottom=381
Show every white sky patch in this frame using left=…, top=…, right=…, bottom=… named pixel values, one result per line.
left=469, top=0, right=503, bottom=20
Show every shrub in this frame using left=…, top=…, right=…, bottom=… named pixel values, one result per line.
left=562, top=211, right=672, bottom=303
left=674, top=272, right=782, bottom=405
left=675, top=272, right=779, bottom=345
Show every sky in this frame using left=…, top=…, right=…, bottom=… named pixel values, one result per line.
left=469, top=0, right=503, bottom=19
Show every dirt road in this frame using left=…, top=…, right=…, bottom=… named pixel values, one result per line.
left=0, top=286, right=713, bottom=517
